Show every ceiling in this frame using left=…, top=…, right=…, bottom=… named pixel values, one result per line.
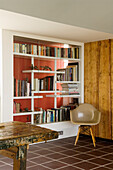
left=0, top=0, right=113, bottom=43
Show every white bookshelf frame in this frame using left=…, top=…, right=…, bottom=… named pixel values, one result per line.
left=0, top=29, right=84, bottom=139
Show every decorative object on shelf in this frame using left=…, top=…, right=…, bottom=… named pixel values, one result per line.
left=30, top=64, right=39, bottom=70
left=40, top=66, right=52, bottom=71
left=24, top=108, right=32, bottom=112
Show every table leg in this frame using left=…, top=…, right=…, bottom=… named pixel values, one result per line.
left=13, top=145, right=27, bottom=170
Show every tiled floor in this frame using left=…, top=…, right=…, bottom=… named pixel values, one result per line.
left=0, top=136, right=113, bottom=169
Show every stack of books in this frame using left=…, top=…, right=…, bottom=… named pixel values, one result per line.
left=61, top=83, right=79, bottom=95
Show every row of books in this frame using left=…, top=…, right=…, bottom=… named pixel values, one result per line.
left=34, top=106, right=71, bottom=124
left=13, top=43, right=79, bottom=59
left=61, top=83, right=80, bottom=95
left=34, top=104, right=78, bottom=124
left=34, top=76, right=54, bottom=91
left=57, top=64, right=79, bottom=81
left=14, top=78, right=31, bottom=97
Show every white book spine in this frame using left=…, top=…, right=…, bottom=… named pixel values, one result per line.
left=33, top=45, right=37, bottom=55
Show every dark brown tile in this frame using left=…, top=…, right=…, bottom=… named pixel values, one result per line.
left=74, top=153, right=95, bottom=160
left=74, top=161, right=97, bottom=170
left=29, top=145, right=41, bottom=152
left=61, top=144, right=79, bottom=149
left=87, top=150, right=107, bottom=157
left=105, top=163, right=113, bottom=169
left=0, top=165, right=12, bottom=170
left=0, top=161, right=7, bottom=166
left=48, top=146, right=67, bottom=152
left=59, top=165, right=80, bottom=170
left=88, top=158, right=111, bottom=165
left=26, top=161, right=37, bottom=168
left=59, top=157, right=82, bottom=165
left=102, top=153, right=113, bottom=161
left=27, top=152, right=40, bottom=159
left=75, top=146, right=91, bottom=152
left=46, top=153, right=66, bottom=160
left=27, top=164, right=50, bottom=170
left=34, top=149, right=54, bottom=155
left=29, top=156, right=52, bottom=164
left=99, top=147, right=113, bottom=153
left=61, top=150, right=78, bottom=156
left=42, top=161, right=66, bottom=169
left=93, top=167, right=111, bottom=170
left=36, top=142, right=55, bottom=148
left=0, top=158, right=13, bottom=164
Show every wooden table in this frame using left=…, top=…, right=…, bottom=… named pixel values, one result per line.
left=0, top=121, right=58, bottom=170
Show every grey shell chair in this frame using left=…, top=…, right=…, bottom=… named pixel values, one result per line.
left=70, top=103, right=101, bottom=147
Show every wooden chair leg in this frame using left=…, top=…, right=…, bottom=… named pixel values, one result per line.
left=74, top=126, right=81, bottom=146
left=90, top=127, right=96, bottom=147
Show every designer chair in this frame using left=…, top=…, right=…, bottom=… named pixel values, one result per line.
left=70, top=103, right=101, bottom=147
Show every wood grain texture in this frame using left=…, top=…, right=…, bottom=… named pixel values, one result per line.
left=84, top=40, right=112, bottom=139
left=84, top=42, right=99, bottom=137
left=111, top=40, right=113, bottom=140
left=99, top=40, right=111, bottom=139
left=0, top=121, right=58, bottom=150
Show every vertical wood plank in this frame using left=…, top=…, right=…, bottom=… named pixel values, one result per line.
left=110, top=40, right=113, bottom=140
left=84, top=42, right=99, bottom=137
left=84, top=43, right=91, bottom=104
left=98, top=40, right=111, bottom=139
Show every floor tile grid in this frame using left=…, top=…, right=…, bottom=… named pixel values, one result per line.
left=27, top=151, right=84, bottom=169
left=27, top=146, right=112, bottom=170
left=0, top=136, right=113, bottom=170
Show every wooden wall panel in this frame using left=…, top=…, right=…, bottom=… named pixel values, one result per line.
left=111, top=40, right=113, bottom=140
left=84, top=42, right=99, bottom=137
left=98, top=40, right=111, bottom=139
left=84, top=40, right=111, bottom=139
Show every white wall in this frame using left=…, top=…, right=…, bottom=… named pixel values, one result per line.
left=0, top=29, right=2, bottom=122
left=0, top=30, right=13, bottom=122
left=38, top=121, right=79, bottom=139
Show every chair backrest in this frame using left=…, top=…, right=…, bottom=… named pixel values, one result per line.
left=70, top=103, right=101, bottom=124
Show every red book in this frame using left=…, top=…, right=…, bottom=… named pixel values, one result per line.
left=16, top=79, right=18, bottom=97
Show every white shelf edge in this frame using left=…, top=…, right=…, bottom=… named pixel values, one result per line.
left=13, top=96, right=43, bottom=99
left=46, top=94, right=80, bottom=98
left=13, top=52, right=80, bottom=61
left=32, top=91, right=67, bottom=94
left=13, top=111, right=43, bottom=116
left=36, top=120, right=70, bottom=125
left=56, top=81, right=80, bottom=84
left=22, top=70, right=65, bottom=74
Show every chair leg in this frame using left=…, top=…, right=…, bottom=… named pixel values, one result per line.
left=90, top=127, right=96, bottom=147
left=74, top=126, right=81, bottom=146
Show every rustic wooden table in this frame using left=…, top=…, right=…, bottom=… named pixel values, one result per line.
left=0, top=121, right=58, bottom=170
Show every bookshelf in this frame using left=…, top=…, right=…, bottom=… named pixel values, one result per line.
left=12, top=35, right=84, bottom=125
left=0, top=30, right=84, bottom=138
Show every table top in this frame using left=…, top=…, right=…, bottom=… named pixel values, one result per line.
left=0, top=121, right=58, bottom=150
